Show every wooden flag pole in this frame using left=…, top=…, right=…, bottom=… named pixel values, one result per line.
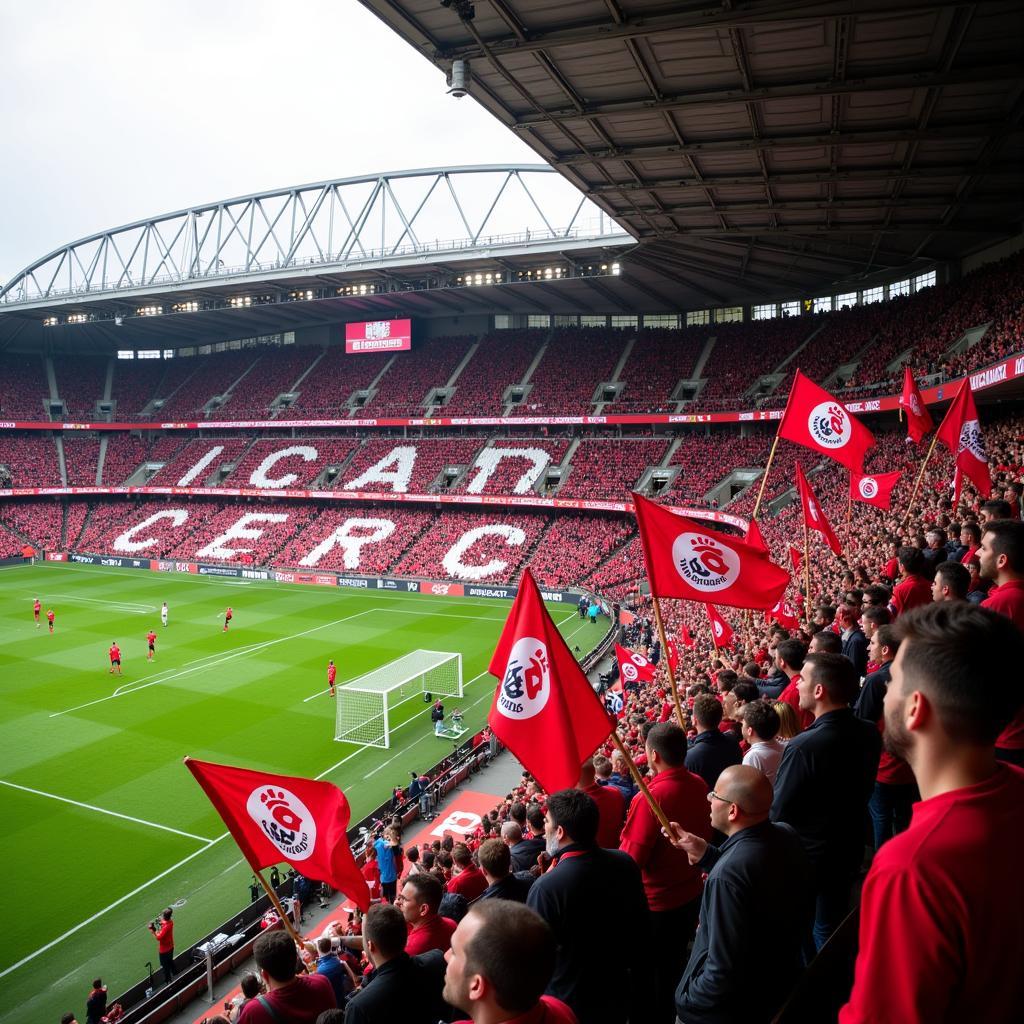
left=901, top=430, right=941, bottom=528
left=610, top=730, right=673, bottom=835
left=651, top=595, right=687, bottom=731
left=752, top=434, right=781, bottom=519
left=803, top=509, right=812, bottom=626
left=846, top=474, right=853, bottom=547
left=254, top=867, right=307, bottom=952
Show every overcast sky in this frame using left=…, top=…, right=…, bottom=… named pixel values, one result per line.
left=0, top=0, right=545, bottom=284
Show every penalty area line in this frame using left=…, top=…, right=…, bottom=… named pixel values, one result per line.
left=0, top=780, right=212, bottom=842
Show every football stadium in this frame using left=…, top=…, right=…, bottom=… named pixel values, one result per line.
left=1, top=2, right=1023, bottom=1023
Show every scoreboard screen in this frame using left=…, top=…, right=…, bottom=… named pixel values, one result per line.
left=344, top=319, right=412, bottom=354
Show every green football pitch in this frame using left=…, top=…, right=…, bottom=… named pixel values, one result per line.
left=0, top=562, right=605, bottom=1023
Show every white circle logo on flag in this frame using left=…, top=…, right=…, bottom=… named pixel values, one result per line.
left=807, top=497, right=820, bottom=523
left=713, top=621, right=723, bottom=637
left=808, top=402, right=852, bottom=449
left=496, top=637, right=551, bottom=720
left=246, top=786, right=316, bottom=860
left=858, top=476, right=879, bottom=499
left=958, top=420, right=986, bottom=461
left=672, top=532, right=741, bottom=592
left=910, top=394, right=922, bottom=417
left=621, top=661, right=638, bottom=682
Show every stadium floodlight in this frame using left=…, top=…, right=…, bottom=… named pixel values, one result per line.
left=335, top=650, right=463, bottom=749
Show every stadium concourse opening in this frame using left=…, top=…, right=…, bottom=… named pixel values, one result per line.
left=1, top=2, right=1023, bottom=1023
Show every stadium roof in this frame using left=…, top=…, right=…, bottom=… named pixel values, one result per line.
left=360, top=0, right=1024, bottom=297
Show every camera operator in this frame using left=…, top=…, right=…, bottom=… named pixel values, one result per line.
left=148, top=908, right=175, bottom=983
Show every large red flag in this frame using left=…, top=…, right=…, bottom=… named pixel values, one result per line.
left=184, top=759, right=371, bottom=910
left=633, top=493, right=790, bottom=609
left=489, top=569, right=612, bottom=794
left=745, top=518, right=768, bottom=553
left=795, top=463, right=843, bottom=556
left=850, top=469, right=901, bottom=510
left=778, top=370, right=875, bottom=472
left=935, top=380, right=991, bottom=504
left=667, top=637, right=681, bottom=670
left=766, top=598, right=801, bottom=630
left=679, top=627, right=695, bottom=650
left=899, top=366, right=933, bottom=444
left=788, top=544, right=803, bottom=572
left=705, top=604, right=735, bottom=648
left=614, top=643, right=657, bottom=685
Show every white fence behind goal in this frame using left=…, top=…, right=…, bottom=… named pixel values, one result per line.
left=334, top=649, right=463, bottom=749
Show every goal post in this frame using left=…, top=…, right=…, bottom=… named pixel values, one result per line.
left=334, top=649, right=463, bottom=749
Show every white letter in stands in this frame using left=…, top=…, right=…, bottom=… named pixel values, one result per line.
left=343, top=446, right=416, bottom=493
left=442, top=524, right=527, bottom=581
left=464, top=447, right=551, bottom=495
left=299, top=517, right=396, bottom=569
left=177, top=445, right=225, bottom=486
left=431, top=811, right=482, bottom=838
left=113, top=510, right=190, bottom=552
left=196, top=513, right=288, bottom=559
left=249, top=445, right=319, bottom=489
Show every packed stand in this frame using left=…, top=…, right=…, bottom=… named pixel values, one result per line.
left=64, top=500, right=89, bottom=548
left=290, top=347, right=393, bottom=419
left=444, top=330, right=546, bottom=416
left=364, top=335, right=475, bottom=417
left=338, top=437, right=485, bottom=493
left=215, top=347, right=322, bottom=420
left=226, top=437, right=360, bottom=489
left=0, top=353, right=48, bottom=419
left=156, top=351, right=257, bottom=418
left=453, top=438, right=569, bottom=496
left=55, top=357, right=108, bottom=418
left=558, top=438, right=669, bottom=500
left=145, top=438, right=252, bottom=487
left=0, top=435, right=61, bottom=486
left=101, top=434, right=149, bottom=484
left=62, top=436, right=100, bottom=486
left=528, top=515, right=633, bottom=590
left=662, top=432, right=772, bottom=504
left=0, top=500, right=65, bottom=551
left=524, top=328, right=626, bottom=414
left=611, top=326, right=706, bottom=413
left=110, top=359, right=167, bottom=418
left=73, top=500, right=222, bottom=556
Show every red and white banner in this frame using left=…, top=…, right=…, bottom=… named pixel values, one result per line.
left=777, top=370, right=875, bottom=473
left=184, top=758, right=370, bottom=910
left=899, top=366, right=933, bottom=444
left=849, top=470, right=902, bottom=510
left=488, top=569, right=612, bottom=794
left=766, top=599, right=800, bottom=630
left=935, top=379, right=992, bottom=503
left=796, top=463, right=843, bottom=556
left=633, top=492, right=790, bottom=610
left=344, top=318, right=412, bottom=354
left=614, top=644, right=657, bottom=684
left=705, top=604, right=735, bottom=648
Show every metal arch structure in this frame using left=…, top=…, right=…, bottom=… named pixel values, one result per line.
left=0, top=164, right=627, bottom=307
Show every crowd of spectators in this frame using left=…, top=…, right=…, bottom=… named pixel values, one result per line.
left=157, top=351, right=259, bottom=417
left=291, top=348, right=393, bottom=419
left=443, top=330, right=546, bottom=416
left=453, top=439, right=569, bottom=495
left=528, top=515, right=633, bottom=590
left=216, top=347, right=323, bottom=420
left=62, top=436, right=101, bottom=486
left=227, top=438, right=361, bottom=490
left=0, top=499, right=66, bottom=551
left=662, top=433, right=772, bottom=504
left=145, top=438, right=252, bottom=487
left=0, top=435, right=63, bottom=486
left=339, top=438, right=484, bottom=494
left=524, top=328, right=625, bottom=414
left=101, top=435, right=149, bottom=485
left=557, top=438, right=669, bottom=500
left=364, top=336, right=475, bottom=417
left=612, top=326, right=705, bottom=413
left=0, top=353, right=49, bottom=419
left=55, top=357, right=108, bottom=418
left=110, top=359, right=169, bottom=418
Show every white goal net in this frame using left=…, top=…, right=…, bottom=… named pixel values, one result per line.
left=334, top=649, right=463, bottom=749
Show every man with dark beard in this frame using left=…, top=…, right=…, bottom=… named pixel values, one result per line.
left=840, top=602, right=1024, bottom=1022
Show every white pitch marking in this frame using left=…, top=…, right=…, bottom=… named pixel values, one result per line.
left=22, top=592, right=156, bottom=614
left=0, top=779, right=212, bottom=842
left=0, top=835, right=228, bottom=981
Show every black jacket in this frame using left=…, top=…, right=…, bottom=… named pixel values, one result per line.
left=343, top=951, right=452, bottom=1024
left=527, top=843, right=651, bottom=1024
left=509, top=835, right=545, bottom=872
left=474, top=872, right=534, bottom=903
left=841, top=627, right=869, bottom=678
left=676, top=821, right=813, bottom=1024
left=854, top=662, right=891, bottom=723
left=770, top=708, right=881, bottom=876
left=685, top=729, right=743, bottom=792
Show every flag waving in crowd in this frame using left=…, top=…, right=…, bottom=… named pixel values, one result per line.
left=935, top=379, right=992, bottom=503
left=704, top=604, right=735, bottom=648
left=184, top=758, right=371, bottom=911
left=614, top=643, right=657, bottom=685
left=796, top=463, right=843, bottom=556
left=850, top=469, right=902, bottom=510
left=488, top=569, right=612, bottom=795
left=899, top=366, right=933, bottom=443
left=777, top=369, right=875, bottom=472
left=633, top=493, right=790, bottom=610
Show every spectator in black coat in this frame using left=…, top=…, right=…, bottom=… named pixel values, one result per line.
left=685, top=695, right=742, bottom=792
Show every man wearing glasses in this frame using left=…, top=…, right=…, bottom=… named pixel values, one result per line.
left=665, top=765, right=812, bottom=1024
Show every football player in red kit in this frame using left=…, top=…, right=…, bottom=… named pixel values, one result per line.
left=46, top=608, right=55, bottom=633
left=223, top=607, right=233, bottom=632
left=328, top=659, right=337, bottom=697
left=109, top=642, right=122, bottom=675
left=33, top=597, right=41, bottom=627
left=147, top=630, right=157, bottom=661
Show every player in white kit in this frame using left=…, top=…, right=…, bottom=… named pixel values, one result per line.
left=161, top=602, right=168, bottom=627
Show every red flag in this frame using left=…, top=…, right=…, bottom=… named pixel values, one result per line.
left=778, top=370, right=875, bottom=472
left=705, top=604, right=735, bottom=648
left=767, top=598, right=800, bottom=630
left=667, top=638, right=681, bottom=670
left=788, top=544, right=803, bottom=572
left=633, top=493, right=790, bottom=610
left=489, top=569, right=612, bottom=794
left=184, top=759, right=371, bottom=910
left=795, top=463, right=842, bottom=556
left=935, top=380, right=991, bottom=504
left=850, top=469, right=901, bottom=510
left=614, top=643, right=657, bottom=685
left=899, top=366, right=933, bottom=444
left=679, top=626, right=695, bottom=650
left=745, top=518, right=768, bottom=553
